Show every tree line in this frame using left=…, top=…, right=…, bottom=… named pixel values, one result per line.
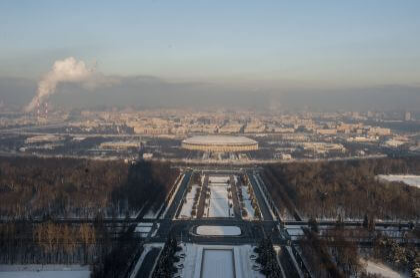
left=262, top=157, right=420, bottom=220
left=300, top=221, right=420, bottom=277
left=152, top=233, right=179, bottom=278
left=0, top=156, right=179, bottom=267
left=0, top=156, right=179, bottom=219
left=0, top=220, right=113, bottom=265
left=255, top=236, right=282, bottom=277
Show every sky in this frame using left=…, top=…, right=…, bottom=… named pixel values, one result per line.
left=1, top=1, right=420, bottom=89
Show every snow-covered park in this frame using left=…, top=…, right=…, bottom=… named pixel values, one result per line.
left=196, top=225, right=241, bottom=236
left=361, top=259, right=408, bottom=278
left=204, top=175, right=233, bottom=218
left=377, top=174, right=420, bottom=189
left=207, top=185, right=231, bottom=217
left=134, top=222, right=153, bottom=237
left=285, top=225, right=305, bottom=240
left=178, top=184, right=200, bottom=219
left=241, top=185, right=256, bottom=219
left=0, top=265, right=90, bottom=278
left=209, top=176, right=230, bottom=183
left=176, top=244, right=264, bottom=278
left=201, top=249, right=235, bottom=278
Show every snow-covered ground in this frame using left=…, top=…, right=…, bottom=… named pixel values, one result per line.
left=241, top=185, right=256, bottom=219
left=207, top=184, right=231, bottom=217
left=134, top=222, right=153, bottom=237
left=0, top=265, right=90, bottom=278
left=178, top=244, right=265, bottom=278
left=151, top=223, right=160, bottom=237
left=285, top=225, right=305, bottom=240
left=361, top=259, right=407, bottom=278
left=196, top=225, right=241, bottom=236
left=209, top=176, right=230, bottom=183
left=204, top=176, right=233, bottom=218
left=377, top=174, right=420, bottom=189
left=233, top=175, right=238, bottom=185
left=142, top=207, right=160, bottom=219
left=178, top=184, right=200, bottom=219
left=202, top=249, right=234, bottom=278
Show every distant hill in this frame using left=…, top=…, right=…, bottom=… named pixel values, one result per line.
left=1, top=75, right=419, bottom=111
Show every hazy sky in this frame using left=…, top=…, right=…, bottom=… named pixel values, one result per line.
left=1, top=0, right=420, bottom=88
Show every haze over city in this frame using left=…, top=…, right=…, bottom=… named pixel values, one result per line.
left=1, top=1, right=420, bottom=110
left=0, top=2, right=420, bottom=278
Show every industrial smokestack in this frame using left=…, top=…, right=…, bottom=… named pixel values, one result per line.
left=25, top=57, right=102, bottom=112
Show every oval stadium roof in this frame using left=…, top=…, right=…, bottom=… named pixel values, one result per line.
left=182, top=135, right=257, bottom=146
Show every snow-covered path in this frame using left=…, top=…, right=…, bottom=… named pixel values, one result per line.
left=377, top=174, right=420, bottom=189
left=196, top=225, right=241, bottom=236
left=208, top=184, right=231, bottom=217
left=0, top=265, right=90, bottom=278
left=361, top=259, right=407, bottom=278
left=179, top=244, right=265, bottom=278
left=201, top=249, right=235, bottom=278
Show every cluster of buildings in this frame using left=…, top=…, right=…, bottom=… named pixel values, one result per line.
left=0, top=107, right=419, bottom=161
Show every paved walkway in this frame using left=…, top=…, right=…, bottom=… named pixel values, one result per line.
left=197, top=175, right=209, bottom=218
left=247, top=171, right=273, bottom=221
left=229, top=174, right=242, bottom=219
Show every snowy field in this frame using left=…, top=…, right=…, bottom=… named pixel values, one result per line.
left=209, top=176, right=230, bottom=183
left=178, top=244, right=265, bottom=278
left=241, top=186, right=255, bottom=219
left=285, top=225, right=305, bottom=240
left=178, top=184, right=200, bottom=219
left=201, top=249, right=235, bottom=278
left=361, top=259, right=407, bottom=278
left=142, top=210, right=158, bottom=219
left=0, top=265, right=90, bottom=278
left=134, top=222, right=153, bottom=237
left=377, top=174, right=420, bottom=189
left=207, top=184, right=232, bottom=217
left=196, top=225, right=241, bottom=236
left=233, top=175, right=238, bottom=184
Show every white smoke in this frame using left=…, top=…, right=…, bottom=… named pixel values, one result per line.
left=25, top=57, right=114, bottom=112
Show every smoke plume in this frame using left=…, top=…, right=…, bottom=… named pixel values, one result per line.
left=25, top=57, right=111, bottom=112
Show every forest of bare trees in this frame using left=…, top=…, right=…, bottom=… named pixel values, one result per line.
left=0, top=220, right=112, bottom=265
left=0, top=157, right=127, bottom=219
left=299, top=225, right=420, bottom=277
left=0, top=156, right=179, bottom=219
left=262, top=157, right=420, bottom=220
left=0, top=156, right=179, bottom=266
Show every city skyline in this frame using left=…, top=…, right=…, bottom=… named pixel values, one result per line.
left=0, top=2, right=420, bottom=276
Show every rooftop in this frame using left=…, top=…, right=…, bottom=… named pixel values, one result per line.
left=182, top=135, right=257, bottom=146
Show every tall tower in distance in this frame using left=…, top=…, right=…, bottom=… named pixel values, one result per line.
left=35, top=100, right=48, bottom=124
left=36, top=99, right=40, bottom=122
left=44, top=102, right=48, bottom=120
left=405, top=111, right=411, bottom=121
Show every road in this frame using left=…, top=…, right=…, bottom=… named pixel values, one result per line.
left=135, top=248, right=161, bottom=278
left=246, top=170, right=273, bottom=221
left=8, top=166, right=417, bottom=278
left=229, top=174, right=242, bottom=219
left=156, top=170, right=192, bottom=241
left=164, top=170, right=193, bottom=220
left=196, top=175, right=209, bottom=218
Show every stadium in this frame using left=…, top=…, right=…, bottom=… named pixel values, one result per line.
left=182, top=135, right=258, bottom=152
